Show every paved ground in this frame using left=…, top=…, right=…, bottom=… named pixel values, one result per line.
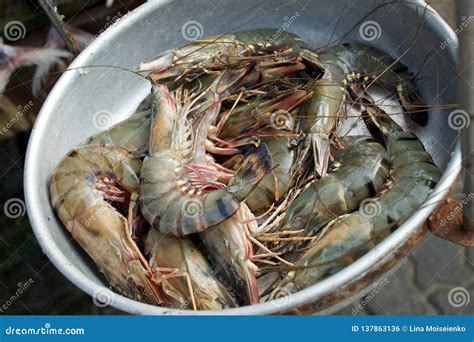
left=0, top=0, right=471, bottom=315
left=336, top=234, right=474, bottom=315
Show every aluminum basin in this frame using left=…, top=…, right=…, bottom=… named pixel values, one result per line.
left=24, top=0, right=459, bottom=314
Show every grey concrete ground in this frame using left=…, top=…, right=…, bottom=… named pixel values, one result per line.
left=0, top=0, right=471, bottom=315
left=336, top=235, right=474, bottom=315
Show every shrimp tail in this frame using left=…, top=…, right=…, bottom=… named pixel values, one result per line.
left=310, top=133, right=331, bottom=178
left=199, top=203, right=259, bottom=305
left=192, top=144, right=272, bottom=233
left=228, top=143, right=273, bottom=201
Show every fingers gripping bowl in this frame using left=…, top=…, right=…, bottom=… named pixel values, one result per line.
left=25, top=0, right=459, bottom=314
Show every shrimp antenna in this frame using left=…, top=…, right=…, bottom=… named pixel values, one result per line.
left=411, top=49, right=436, bottom=82
left=342, top=4, right=429, bottom=136
left=322, top=0, right=350, bottom=50
left=320, top=1, right=435, bottom=50
left=2, top=64, right=149, bottom=95
left=355, top=5, right=428, bottom=101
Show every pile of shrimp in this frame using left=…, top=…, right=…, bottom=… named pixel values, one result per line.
left=49, top=29, right=441, bottom=310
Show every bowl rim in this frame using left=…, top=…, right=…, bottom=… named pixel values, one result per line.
left=24, top=0, right=460, bottom=315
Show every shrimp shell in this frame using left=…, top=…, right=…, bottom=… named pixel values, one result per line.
left=50, top=144, right=162, bottom=304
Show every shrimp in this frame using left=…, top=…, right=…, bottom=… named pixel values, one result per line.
left=82, top=108, right=153, bottom=240
left=199, top=203, right=259, bottom=305
left=141, top=29, right=321, bottom=93
left=274, top=135, right=391, bottom=252
left=223, top=29, right=321, bottom=90
left=145, top=229, right=237, bottom=310
left=139, top=35, right=243, bottom=83
left=320, top=43, right=428, bottom=125
left=274, top=101, right=441, bottom=294
left=49, top=144, right=162, bottom=304
left=140, top=84, right=272, bottom=236
left=295, top=43, right=427, bottom=178
left=294, top=49, right=347, bottom=178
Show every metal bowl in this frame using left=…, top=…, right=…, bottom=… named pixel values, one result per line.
left=25, top=0, right=459, bottom=314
